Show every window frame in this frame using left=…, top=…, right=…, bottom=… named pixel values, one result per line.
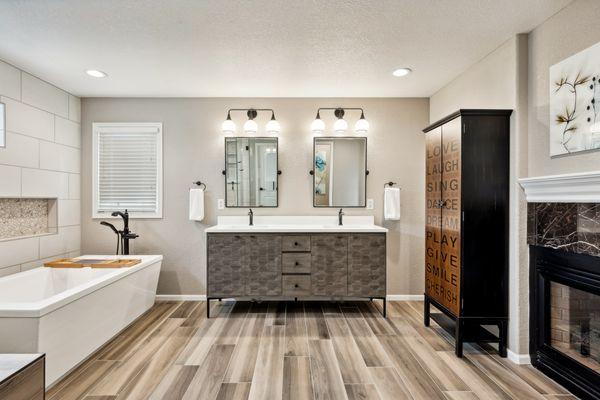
left=92, top=122, right=163, bottom=219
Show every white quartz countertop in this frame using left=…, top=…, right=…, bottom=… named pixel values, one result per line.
left=0, top=354, right=43, bottom=383
left=205, top=216, right=388, bottom=233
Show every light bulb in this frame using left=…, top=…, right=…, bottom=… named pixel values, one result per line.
left=355, top=112, right=369, bottom=134
left=311, top=118, right=325, bottom=134
left=222, top=116, right=236, bottom=134
left=334, top=118, right=348, bottom=133
left=244, top=119, right=258, bottom=134
left=266, top=118, right=281, bottom=134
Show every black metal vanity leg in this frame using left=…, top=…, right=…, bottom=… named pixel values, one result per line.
left=455, top=318, right=464, bottom=358
left=424, top=296, right=430, bottom=327
left=206, top=298, right=210, bottom=319
left=383, top=298, right=387, bottom=318
left=499, top=320, right=508, bottom=358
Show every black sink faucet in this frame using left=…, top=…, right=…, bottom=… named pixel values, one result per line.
left=248, top=208, right=254, bottom=226
left=338, top=208, right=344, bottom=226
left=99, top=209, right=138, bottom=255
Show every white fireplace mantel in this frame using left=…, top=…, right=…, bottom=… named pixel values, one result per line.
left=518, top=170, right=600, bottom=203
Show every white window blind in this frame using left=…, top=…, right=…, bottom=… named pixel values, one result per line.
left=93, top=123, right=163, bottom=218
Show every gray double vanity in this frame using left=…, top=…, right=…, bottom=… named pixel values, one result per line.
left=206, top=217, right=387, bottom=317
left=206, top=114, right=388, bottom=317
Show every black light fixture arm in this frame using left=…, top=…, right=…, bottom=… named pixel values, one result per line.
left=226, top=108, right=276, bottom=119
left=314, top=107, right=366, bottom=119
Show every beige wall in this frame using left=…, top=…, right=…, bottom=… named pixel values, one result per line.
left=429, top=35, right=530, bottom=359
left=0, top=59, right=81, bottom=277
left=430, top=37, right=519, bottom=121
left=81, top=97, right=429, bottom=296
left=528, top=0, right=600, bottom=176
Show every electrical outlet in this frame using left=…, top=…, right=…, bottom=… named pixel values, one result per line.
left=217, top=199, right=225, bottom=210
left=367, top=198, right=374, bottom=209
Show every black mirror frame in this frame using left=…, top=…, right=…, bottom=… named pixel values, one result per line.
left=312, top=136, right=368, bottom=208
left=224, top=137, right=279, bottom=208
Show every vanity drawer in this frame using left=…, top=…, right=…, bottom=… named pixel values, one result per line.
left=282, top=235, right=311, bottom=252
left=283, top=275, right=311, bottom=296
left=282, top=253, right=311, bottom=273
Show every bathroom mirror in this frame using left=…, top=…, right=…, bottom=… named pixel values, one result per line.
left=225, top=137, right=278, bottom=207
left=0, top=102, right=5, bottom=148
left=313, top=137, right=367, bottom=207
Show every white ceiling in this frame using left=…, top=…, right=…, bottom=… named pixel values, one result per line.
left=0, top=0, right=572, bottom=98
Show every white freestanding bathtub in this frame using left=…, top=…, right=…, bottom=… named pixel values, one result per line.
left=0, top=255, right=162, bottom=387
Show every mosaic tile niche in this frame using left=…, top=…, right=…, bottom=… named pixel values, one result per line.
left=0, top=198, right=57, bottom=240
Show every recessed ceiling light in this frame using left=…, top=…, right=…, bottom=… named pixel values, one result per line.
left=392, top=68, right=412, bottom=77
left=85, top=69, right=108, bottom=78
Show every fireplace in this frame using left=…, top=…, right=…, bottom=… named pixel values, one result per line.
left=529, top=203, right=600, bottom=399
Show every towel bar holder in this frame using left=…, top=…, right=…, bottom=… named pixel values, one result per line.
left=384, top=182, right=397, bottom=188
left=192, top=181, right=207, bottom=190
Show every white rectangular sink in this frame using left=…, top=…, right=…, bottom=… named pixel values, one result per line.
left=205, top=216, right=387, bottom=233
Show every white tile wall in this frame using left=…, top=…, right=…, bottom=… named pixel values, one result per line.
left=0, top=60, right=20, bottom=101
left=22, top=73, right=69, bottom=118
left=21, top=168, right=69, bottom=199
left=0, top=265, right=21, bottom=278
left=0, top=236, right=39, bottom=268
left=68, top=173, right=80, bottom=200
left=39, top=141, right=80, bottom=173
left=0, top=165, right=21, bottom=196
left=69, top=95, right=81, bottom=123
left=0, top=60, right=81, bottom=277
left=55, top=116, right=81, bottom=148
left=39, top=225, right=80, bottom=259
left=58, top=199, right=81, bottom=227
left=0, top=132, right=40, bottom=168
left=2, top=96, right=54, bottom=141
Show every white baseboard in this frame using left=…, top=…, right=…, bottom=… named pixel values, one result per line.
left=386, top=294, right=424, bottom=301
left=507, top=349, right=531, bottom=364
left=156, top=294, right=207, bottom=301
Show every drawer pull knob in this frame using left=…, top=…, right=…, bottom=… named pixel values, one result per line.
left=294, top=242, right=298, bottom=246
left=295, top=262, right=299, bottom=266
left=294, top=284, right=299, bottom=288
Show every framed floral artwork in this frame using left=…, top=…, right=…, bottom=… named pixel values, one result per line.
left=549, top=41, right=600, bottom=156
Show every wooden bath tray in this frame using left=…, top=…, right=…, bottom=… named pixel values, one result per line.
left=44, top=258, right=142, bottom=268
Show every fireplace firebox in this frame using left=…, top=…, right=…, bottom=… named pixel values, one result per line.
left=530, top=246, right=600, bottom=399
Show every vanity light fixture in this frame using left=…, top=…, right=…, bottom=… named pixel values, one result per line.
left=265, top=111, right=281, bottom=134
left=392, top=67, right=412, bottom=77
left=221, top=111, right=236, bottom=134
left=222, top=108, right=280, bottom=135
left=333, top=108, right=348, bottom=133
left=310, top=111, right=325, bottom=134
left=85, top=69, right=108, bottom=78
left=355, top=111, right=370, bottom=133
left=243, top=109, right=258, bottom=134
left=311, top=107, right=369, bottom=134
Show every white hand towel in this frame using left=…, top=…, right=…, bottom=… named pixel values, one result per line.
left=384, top=187, right=400, bottom=220
left=189, top=188, right=205, bottom=221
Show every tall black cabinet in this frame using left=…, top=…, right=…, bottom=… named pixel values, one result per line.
left=423, top=109, right=511, bottom=357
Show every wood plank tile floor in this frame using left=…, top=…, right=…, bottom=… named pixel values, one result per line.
left=47, top=300, right=576, bottom=400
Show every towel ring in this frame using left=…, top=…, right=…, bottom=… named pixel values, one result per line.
left=193, top=181, right=207, bottom=190
left=384, top=182, right=397, bottom=188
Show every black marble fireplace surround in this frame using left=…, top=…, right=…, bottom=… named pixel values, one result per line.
left=529, top=203, right=600, bottom=399
left=528, top=203, right=600, bottom=256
